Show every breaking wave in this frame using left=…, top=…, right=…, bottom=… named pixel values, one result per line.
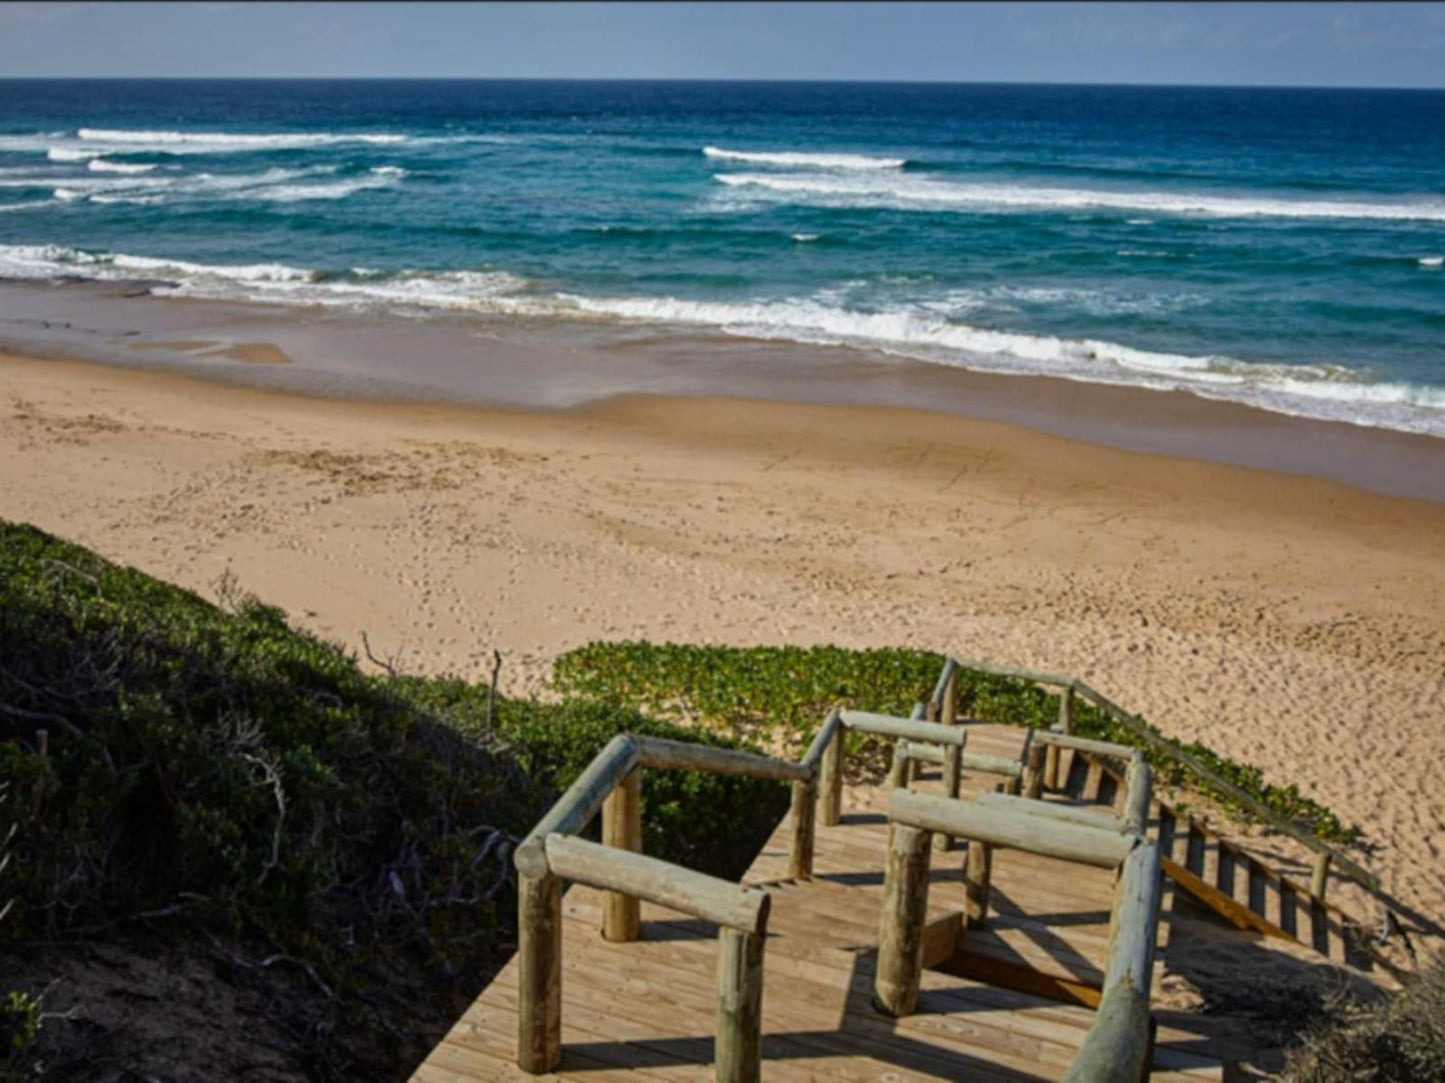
left=714, top=171, right=1445, bottom=222
left=703, top=145, right=906, bottom=170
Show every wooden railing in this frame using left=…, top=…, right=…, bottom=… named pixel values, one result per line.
left=511, top=663, right=1222, bottom=1083
left=512, top=732, right=818, bottom=1083
left=937, top=655, right=1377, bottom=896
left=871, top=715, right=1161, bottom=1083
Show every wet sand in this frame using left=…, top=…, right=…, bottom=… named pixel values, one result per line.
left=4, top=278, right=1445, bottom=502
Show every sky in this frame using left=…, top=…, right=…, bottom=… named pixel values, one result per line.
left=1, top=2, right=1444, bottom=88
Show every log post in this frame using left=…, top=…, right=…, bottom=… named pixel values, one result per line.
left=887, top=741, right=910, bottom=791
left=874, top=822, right=932, bottom=1017
left=1310, top=852, right=1331, bottom=900
left=1121, top=753, right=1152, bottom=838
left=964, top=837, right=993, bottom=927
left=1023, top=741, right=1047, bottom=801
left=821, top=724, right=843, bottom=827
left=789, top=778, right=816, bottom=879
left=601, top=766, right=642, bottom=942
left=933, top=743, right=962, bottom=854
left=1046, top=684, right=1075, bottom=790
left=909, top=699, right=929, bottom=787
left=517, top=870, right=562, bottom=1073
left=716, top=926, right=766, bottom=1083
left=933, top=667, right=963, bottom=853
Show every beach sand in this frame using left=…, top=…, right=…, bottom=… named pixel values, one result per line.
left=3, top=346, right=1442, bottom=978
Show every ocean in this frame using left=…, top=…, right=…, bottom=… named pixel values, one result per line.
left=1, top=79, right=1443, bottom=436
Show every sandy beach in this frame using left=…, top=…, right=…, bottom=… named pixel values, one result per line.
left=3, top=345, right=1443, bottom=963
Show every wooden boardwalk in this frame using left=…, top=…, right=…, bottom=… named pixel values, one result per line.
left=412, top=725, right=1223, bottom=1083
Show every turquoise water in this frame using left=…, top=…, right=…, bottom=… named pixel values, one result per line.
left=1, top=80, right=1443, bottom=434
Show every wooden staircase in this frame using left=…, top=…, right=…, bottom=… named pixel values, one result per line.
left=1052, top=746, right=1383, bottom=973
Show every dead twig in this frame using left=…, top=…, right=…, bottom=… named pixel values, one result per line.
left=241, top=752, right=286, bottom=887
left=486, top=649, right=502, bottom=729
left=360, top=631, right=397, bottom=678
left=203, top=930, right=336, bottom=1000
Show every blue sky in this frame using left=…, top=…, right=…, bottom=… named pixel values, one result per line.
left=1, top=2, right=1444, bottom=87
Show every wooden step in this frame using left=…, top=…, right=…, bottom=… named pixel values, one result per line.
left=1278, top=880, right=1300, bottom=940
left=1161, top=857, right=1291, bottom=942
left=1215, top=843, right=1238, bottom=902
left=1184, top=823, right=1206, bottom=879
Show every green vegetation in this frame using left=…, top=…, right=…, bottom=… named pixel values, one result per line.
left=0, top=521, right=787, bottom=1077
left=553, top=640, right=1360, bottom=843
left=1281, top=959, right=1445, bottom=1082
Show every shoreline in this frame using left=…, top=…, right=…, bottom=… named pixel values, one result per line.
left=3, top=278, right=1445, bottom=503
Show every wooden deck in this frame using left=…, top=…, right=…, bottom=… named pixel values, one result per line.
left=412, top=725, right=1223, bottom=1083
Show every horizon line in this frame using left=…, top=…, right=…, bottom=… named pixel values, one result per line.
left=1, top=75, right=1443, bottom=92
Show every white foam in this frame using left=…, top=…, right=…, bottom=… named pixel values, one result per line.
left=0, top=200, right=48, bottom=213
left=703, top=146, right=905, bottom=170
left=109, top=253, right=313, bottom=282
left=0, top=242, right=312, bottom=286
left=87, top=158, right=156, bottom=175
left=549, top=291, right=1445, bottom=436
left=2, top=241, right=1440, bottom=436
left=791, top=233, right=819, bottom=242
left=52, top=187, right=86, bottom=202
left=75, top=127, right=408, bottom=152
left=0, top=173, right=168, bottom=191
left=88, top=193, right=166, bottom=206
left=1420, top=256, right=1443, bottom=268
left=713, top=171, right=1445, bottom=222
left=250, top=174, right=398, bottom=202
left=46, top=146, right=95, bottom=162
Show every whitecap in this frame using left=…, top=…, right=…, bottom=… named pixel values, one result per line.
left=87, top=158, right=157, bottom=175
left=76, top=127, right=408, bottom=152
left=713, top=171, right=1445, bottom=222
left=703, top=146, right=906, bottom=170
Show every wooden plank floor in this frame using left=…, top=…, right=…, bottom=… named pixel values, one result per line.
left=411, top=725, right=1223, bottom=1082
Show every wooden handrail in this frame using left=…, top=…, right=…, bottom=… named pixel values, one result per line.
left=515, top=734, right=640, bottom=877
left=889, top=789, right=1136, bottom=869
left=634, top=734, right=811, bottom=782
left=944, top=656, right=1377, bottom=892
left=1034, top=729, right=1136, bottom=759
left=545, top=834, right=770, bottom=933
left=514, top=732, right=794, bottom=1083
left=839, top=708, right=968, bottom=747
left=1065, top=840, right=1161, bottom=1082
left=975, top=790, right=1124, bottom=830
left=801, top=708, right=843, bottom=770
left=928, top=657, right=959, bottom=714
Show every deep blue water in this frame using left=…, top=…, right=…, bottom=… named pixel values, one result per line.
left=1, top=79, right=1443, bottom=433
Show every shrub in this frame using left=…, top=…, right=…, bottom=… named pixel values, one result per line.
left=1281, top=958, right=1445, bottom=1081
left=553, top=640, right=1361, bottom=842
